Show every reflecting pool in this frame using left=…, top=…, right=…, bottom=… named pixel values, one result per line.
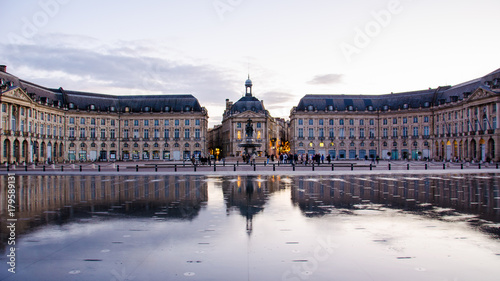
left=1, top=174, right=500, bottom=280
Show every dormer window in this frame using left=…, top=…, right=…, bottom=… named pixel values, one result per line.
left=423, top=102, right=430, bottom=108
left=110, top=106, right=116, bottom=112
left=124, top=106, right=130, bottom=113
left=367, top=105, right=374, bottom=111
left=164, top=106, right=170, bottom=112
left=307, top=105, right=314, bottom=111
left=184, top=105, right=191, bottom=111
left=89, top=104, right=96, bottom=111
left=69, top=102, right=75, bottom=109
left=402, top=103, right=409, bottom=109
left=348, top=105, right=354, bottom=111
left=144, top=106, right=150, bottom=112
left=328, top=105, right=334, bottom=111
left=383, top=105, right=389, bottom=111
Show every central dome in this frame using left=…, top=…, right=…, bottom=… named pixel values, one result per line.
left=245, top=77, right=253, bottom=87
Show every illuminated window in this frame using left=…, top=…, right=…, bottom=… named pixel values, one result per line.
left=237, top=131, right=241, bottom=139
left=319, top=142, right=324, bottom=147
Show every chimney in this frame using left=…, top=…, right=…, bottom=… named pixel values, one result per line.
left=0, top=65, right=6, bottom=72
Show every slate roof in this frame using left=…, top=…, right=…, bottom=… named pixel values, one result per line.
left=296, top=68, right=500, bottom=112
left=230, top=96, right=265, bottom=114
left=0, top=69, right=204, bottom=113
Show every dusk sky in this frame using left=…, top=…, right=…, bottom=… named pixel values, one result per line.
left=1, top=0, right=500, bottom=126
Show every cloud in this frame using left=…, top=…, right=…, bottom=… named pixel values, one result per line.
left=0, top=35, right=241, bottom=108
left=307, top=73, right=343, bottom=85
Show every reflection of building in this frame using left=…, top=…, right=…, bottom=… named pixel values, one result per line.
left=291, top=176, right=500, bottom=222
left=0, top=175, right=207, bottom=248
left=290, top=69, right=500, bottom=161
left=208, top=77, right=287, bottom=158
left=0, top=65, right=208, bottom=163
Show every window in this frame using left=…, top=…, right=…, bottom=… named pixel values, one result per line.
left=349, top=128, right=355, bottom=137
left=369, top=119, right=374, bottom=126
left=69, top=117, right=75, bottom=124
left=237, top=122, right=241, bottom=128
left=413, top=117, right=418, bottom=123
left=359, top=119, right=364, bottom=126
left=424, top=116, right=429, bottom=123
left=101, top=119, right=106, bottom=126
left=393, top=118, right=397, bottom=124
left=393, top=128, right=398, bottom=137
left=175, top=119, right=179, bottom=126
left=174, top=128, right=180, bottom=138
left=124, top=120, right=129, bottom=126
left=144, top=129, right=149, bottom=139
left=383, top=119, right=388, bottom=125
left=110, top=129, right=115, bottom=139
left=90, top=128, right=96, bottom=138
left=164, top=120, right=169, bottom=126
left=144, top=120, right=149, bottom=126
left=329, top=119, right=334, bottom=126
left=184, top=129, right=190, bottom=139
left=133, top=129, right=139, bottom=138
left=1, top=104, right=5, bottom=113
left=309, top=119, right=314, bottom=125
left=339, top=119, right=344, bottom=126
left=298, top=128, right=304, bottom=138
left=257, top=122, right=261, bottom=128
left=164, top=129, right=170, bottom=139
left=493, top=117, right=497, bottom=130
left=80, top=128, right=85, bottom=138
left=339, top=128, right=345, bottom=138
left=185, top=119, right=190, bottom=126
left=123, top=129, right=129, bottom=138
left=101, top=129, right=106, bottom=138
left=308, top=128, right=314, bottom=138
left=359, top=128, right=365, bottom=138
left=298, top=119, right=303, bottom=126
left=195, top=128, right=201, bottom=139
left=134, top=120, right=139, bottom=126
left=319, top=119, right=324, bottom=126
left=329, top=128, right=334, bottom=138
left=91, top=118, right=95, bottom=125
left=154, top=119, right=159, bottom=126
left=80, top=118, right=85, bottom=125
left=319, top=128, right=324, bottom=138
left=195, top=119, right=200, bottom=126
left=413, top=127, right=418, bottom=136
left=402, top=127, right=408, bottom=137
left=403, top=117, right=407, bottom=124
left=69, top=127, right=75, bottom=138
left=369, top=128, right=375, bottom=138
left=154, top=129, right=160, bottom=138
left=349, top=119, right=354, bottom=125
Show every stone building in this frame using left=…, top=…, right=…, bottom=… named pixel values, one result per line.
left=0, top=65, right=208, bottom=164
left=207, top=77, right=285, bottom=159
left=289, top=68, right=500, bottom=162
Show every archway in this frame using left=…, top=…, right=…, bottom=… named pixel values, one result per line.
left=13, top=139, right=20, bottom=163
left=479, top=139, right=486, bottom=161
left=464, top=140, right=469, bottom=160
left=3, top=139, right=11, bottom=164
left=470, top=139, right=477, bottom=161
left=47, top=142, right=52, bottom=162
left=441, top=141, right=445, bottom=160
left=59, top=143, right=64, bottom=159
left=459, top=141, right=463, bottom=161
left=22, top=140, right=28, bottom=163
left=41, top=142, right=46, bottom=162
left=488, top=138, right=495, bottom=162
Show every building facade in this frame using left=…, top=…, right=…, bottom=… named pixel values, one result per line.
left=0, top=65, right=208, bottom=164
left=290, top=69, right=500, bottom=162
left=207, top=77, right=286, bottom=159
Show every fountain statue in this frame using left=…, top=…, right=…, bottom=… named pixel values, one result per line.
left=238, top=119, right=262, bottom=160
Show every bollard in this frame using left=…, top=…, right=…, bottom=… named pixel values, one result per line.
left=479, top=164, right=481, bottom=169
left=98, top=165, right=101, bottom=172
left=425, top=164, right=427, bottom=170
left=264, top=161, right=267, bottom=167
left=136, top=165, right=139, bottom=172
left=214, top=164, right=216, bottom=172
left=25, top=165, right=28, bottom=171
left=253, top=164, right=256, bottom=171
left=194, top=164, right=197, bottom=172
left=443, top=163, right=445, bottom=170
left=61, top=165, right=64, bottom=172
left=273, top=164, right=276, bottom=171
left=461, top=163, right=463, bottom=170
left=237, top=161, right=239, bottom=166
left=6, top=165, right=9, bottom=172
left=351, top=164, right=354, bottom=171
left=43, top=166, right=45, bottom=172
left=117, top=165, right=120, bottom=172
left=312, top=164, right=315, bottom=171
left=370, top=164, right=372, bottom=171
left=407, top=164, right=410, bottom=170
left=155, top=165, right=158, bottom=172
left=332, top=164, right=334, bottom=171
left=497, top=163, right=499, bottom=169
left=278, top=161, right=280, bottom=167
left=80, top=165, right=82, bottom=172
left=388, top=164, right=391, bottom=170
left=223, top=159, right=225, bottom=166
left=174, top=164, right=177, bottom=172
left=293, top=163, right=295, bottom=171
left=234, top=164, right=236, bottom=171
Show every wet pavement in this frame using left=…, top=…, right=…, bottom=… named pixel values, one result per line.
left=1, top=174, right=500, bottom=280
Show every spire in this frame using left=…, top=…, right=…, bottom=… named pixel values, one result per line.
left=245, top=75, right=253, bottom=97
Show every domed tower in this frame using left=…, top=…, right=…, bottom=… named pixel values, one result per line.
left=245, top=75, right=253, bottom=97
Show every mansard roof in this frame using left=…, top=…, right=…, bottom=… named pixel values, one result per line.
left=296, top=68, right=500, bottom=112
left=230, top=95, right=265, bottom=114
left=0, top=68, right=204, bottom=113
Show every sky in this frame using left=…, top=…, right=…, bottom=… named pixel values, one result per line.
left=1, top=0, right=500, bottom=127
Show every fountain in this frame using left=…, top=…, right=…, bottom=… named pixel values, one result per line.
left=238, top=119, right=262, bottom=161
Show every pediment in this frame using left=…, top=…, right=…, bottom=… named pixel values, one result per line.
left=467, top=87, right=498, bottom=102
left=1, top=87, right=33, bottom=103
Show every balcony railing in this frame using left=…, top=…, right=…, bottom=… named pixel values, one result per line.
left=308, top=137, right=315, bottom=140
left=422, top=135, right=430, bottom=139
left=488, top=129, right=495, bottom=134
left=412, top=135, right=419, bottom=139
